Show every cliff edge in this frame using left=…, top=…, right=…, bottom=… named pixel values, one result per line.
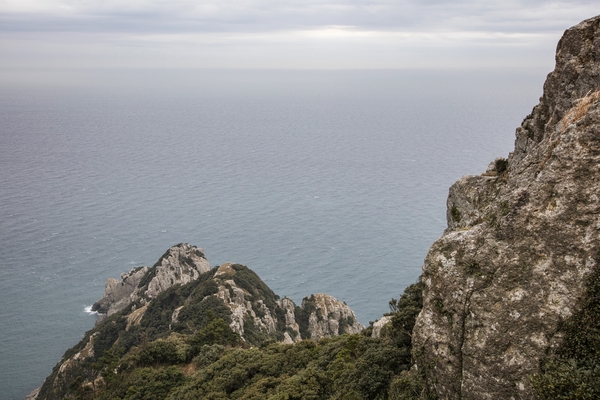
left=413, top=15, right=600, bottom=399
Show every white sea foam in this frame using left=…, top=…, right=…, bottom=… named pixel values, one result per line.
left=84, top=306, right=99, bottom=316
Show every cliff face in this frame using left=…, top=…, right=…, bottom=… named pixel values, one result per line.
left=91, top=243, right=210, bottom=319
left=413, top=15, right=600, bottom=399
left=301, top=293, right=363, bottom=341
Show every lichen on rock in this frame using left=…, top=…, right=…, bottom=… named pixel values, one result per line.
left=413, top=14, right=600, bottom=399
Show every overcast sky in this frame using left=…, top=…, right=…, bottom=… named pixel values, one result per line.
left=0, top=1, right=598, bottom=69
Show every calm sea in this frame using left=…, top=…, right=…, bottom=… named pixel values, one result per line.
left=0, top=68, right=546, bottom=399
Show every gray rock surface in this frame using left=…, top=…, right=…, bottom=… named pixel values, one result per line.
left=371, top=315, right=392, bottom=338
left=145, top=243, right=210, bottom=299
left=91, top=251, right=363, bottom=345
left=209, top=264, right=363, bottom=343
left=91, top=267, right=148, bottom=316
left=213, top=263, right=279, bottom=338
left=279, top=297, right=302, bottom=343
left=302, top=293, right=364, bottom=340
left=92, top=243, right=210, bottom=319
left=413, top=14, right=600, bottom=399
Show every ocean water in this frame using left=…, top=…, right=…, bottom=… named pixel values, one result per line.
left=0, top=68, right=547, bottom=399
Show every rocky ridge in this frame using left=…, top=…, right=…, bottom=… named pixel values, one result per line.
left=35, top=244, right=363, bottom=399
left=91, top=243, right=210, bottom=320
left=96, top=246, right=364, bottom=344
left=413, top=15, right=600, bottom=399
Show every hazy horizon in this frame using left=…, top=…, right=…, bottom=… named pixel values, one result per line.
left=1, top=2, right=598, bottom=399
left=1, top=1, right=598, bottom=72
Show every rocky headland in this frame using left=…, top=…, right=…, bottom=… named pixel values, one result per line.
left=30, top=14, right=600, bottom=400
left=34, top=243, right=364, bottom=399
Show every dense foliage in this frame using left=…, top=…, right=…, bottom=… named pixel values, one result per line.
left=531, top=265, right=600, bottom=399
left=38, top=274, right=425, bottom=400
left=88, top=334, right=408, bottom=400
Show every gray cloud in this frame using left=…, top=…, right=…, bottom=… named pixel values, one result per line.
left=0, top=1, right=598, bottom=69
left=2, top=1, right=598, bottom=33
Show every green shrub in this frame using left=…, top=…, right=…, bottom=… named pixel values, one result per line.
left=450, top=206, right=461, bottom=222
left=389, top=370, right=422, bottom=400
left=193, top=344, right=225, bottom=369
left=97, top=366, right=186, bottom=400
left=532, top=265, right=600, bottom=399
left=173, top=295, right=232, bottom=334
left=93, top=315, right=127, bottom=356
left=138, top=340, right=182, bottom=366
left=531, top=359, right=600, bottom=400
left=230, top=264, right=280, bottom=311
left=190, top=318, right=240, bottom=351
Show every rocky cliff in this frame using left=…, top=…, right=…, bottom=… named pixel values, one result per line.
left=413, top=15, right=600, bottom=399
left=91, top=243, right=210, bottom=320
left=31, top=15, right=600, bottom=400
left=35, top=244, right=362, bottom=399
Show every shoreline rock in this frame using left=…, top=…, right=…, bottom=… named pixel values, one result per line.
left=91, top=243, right=210, bottom=322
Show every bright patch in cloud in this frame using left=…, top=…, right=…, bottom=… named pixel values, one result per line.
left=0, top=1, right=597, bottom=69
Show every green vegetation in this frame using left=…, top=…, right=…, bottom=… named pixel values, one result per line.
left=461, top=261, right=481, bottom=277
left=38, top=269, right=425, bottom=400
left=190, top=317, right=240, bottom=350
left=531, top=265, right=600, bottom=399
left=230, top=264, right=280, bottom=311
left=499, top=200, right=510, bottom=217
left=450, top=206, right=461, bottom=223
left=386, top=282, right=425, bottom=352
left=494, top=158, right=508, bottom=174
left=295, top=295, right=318, bottom=339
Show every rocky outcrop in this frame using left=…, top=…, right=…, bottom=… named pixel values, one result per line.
left=208, top=264, right=363, bottom=343
left=413, top=15, right=600, bottom=399
left=144, top=243, right=210, bottom=298
left=301, top=293, right=364, bottom=340
left=91, top=243, right=210, bottom=319
left=90, top=249, right=361, bottom=343
left=91, top=267, right=148, bottom=316
left=213, top=263, right=279, bottom=339
left=371, top=315, right=392, bottom=338
left=279, top=297, right=302, bottom=343
left=37, top=245, right=364, bottom=399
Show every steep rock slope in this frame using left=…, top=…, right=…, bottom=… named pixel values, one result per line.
left=91, top=243, right=210, bottom=320
left=35, top=244, right=362, bottom=399
left=413, top=15, right=600, bottom=399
